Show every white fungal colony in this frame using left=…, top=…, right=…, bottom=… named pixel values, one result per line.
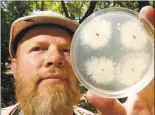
left=81, top=18, right=112, bottom=49
left=120, top=21, right=148, bottom=50
left=85, top=57, right=116, bottom=85
left=117, top=22, right=121, bottom=30
left=117, top=52, right=149, bottom=86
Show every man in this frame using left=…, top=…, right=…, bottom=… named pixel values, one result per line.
left=1, top=6, right=154, bottom=115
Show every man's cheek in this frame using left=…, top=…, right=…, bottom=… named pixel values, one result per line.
left=28, top=55, right=44, bottom=68
left=18, top=61, right=39, bottom=75
left=65, top=56, right=71, bottom=64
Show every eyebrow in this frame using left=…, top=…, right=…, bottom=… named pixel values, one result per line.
left=31, top=41, right=50, bottom=46
left=31, top=38, right=71, bottom=48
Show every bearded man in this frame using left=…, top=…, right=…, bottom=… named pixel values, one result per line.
left=1, top=6, right=154, bottom=115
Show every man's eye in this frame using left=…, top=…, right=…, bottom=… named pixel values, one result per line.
left=63, top=49, right=70, bottom=53
left=33, top=47, right=41, bottom=51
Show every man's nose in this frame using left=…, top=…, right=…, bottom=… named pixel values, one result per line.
left=43, top=45, right=64, bottom=68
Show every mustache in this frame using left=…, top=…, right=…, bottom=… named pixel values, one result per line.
left=35, top=67, right=68, bottom=84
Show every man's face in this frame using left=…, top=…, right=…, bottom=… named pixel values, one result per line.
left=12, top=26, right=80, bottom=115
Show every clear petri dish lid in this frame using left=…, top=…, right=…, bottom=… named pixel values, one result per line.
left=70, top=7, right=154, bottom=98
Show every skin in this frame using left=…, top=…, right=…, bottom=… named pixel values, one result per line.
left=86, top=6, right=154, bottom=115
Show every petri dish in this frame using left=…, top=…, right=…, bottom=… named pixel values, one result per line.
left=70, top=7, right=154, bottom=98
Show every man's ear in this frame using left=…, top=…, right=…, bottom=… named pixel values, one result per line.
left=11, top=59, right=17, bottom=79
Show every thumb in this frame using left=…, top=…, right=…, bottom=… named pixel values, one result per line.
left=86, top=90, right=127, bottom=115
left=139, top=6, right=154, bottom=26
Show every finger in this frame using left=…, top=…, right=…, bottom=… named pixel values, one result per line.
left=137, top=79, right=154, bottom=112
left=123, top=94, right=152, bottom=115
left=86, top=90, right=126, bottom=115
left=131, top=109, right=151, bottom=115
left=139, top=6, right=154, bottom=26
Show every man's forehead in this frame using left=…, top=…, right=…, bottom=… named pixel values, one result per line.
left=25, top=26, right=71, bottom=35
left=20, top=26, right=72, bottom=43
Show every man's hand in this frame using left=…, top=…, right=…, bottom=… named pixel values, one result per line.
left=86, top=6, right=154, bottom=115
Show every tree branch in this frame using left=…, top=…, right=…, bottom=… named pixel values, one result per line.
left=79, top=1, right=97, bottom=24
left=41, top=1, right=44, bottom=11
left=1, top=2, right=5, bottom=9
left=61, top=1, right=69, bottom=18
left=35, top=1, right=39, bottom=10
